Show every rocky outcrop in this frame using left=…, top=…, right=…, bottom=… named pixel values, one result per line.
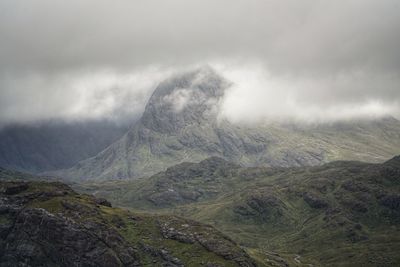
left=303, top=192, right=328, bottom=209
left=233, top=188, right=286, bottom=223
left=0, top=180, right=260, bottom=267
left=3, top=182, right=29, bottom=195
left=145, top=157, right=239, bottom=207
left=0, top=182, right=139, bottom=267
left=159, top=218, right=257, bottom=267
left=379, top=194, right=400, bottom=210
left=2, top=207, right=139, bottom=267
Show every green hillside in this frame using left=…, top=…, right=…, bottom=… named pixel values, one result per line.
left=77, top=156, right=400, bottom=266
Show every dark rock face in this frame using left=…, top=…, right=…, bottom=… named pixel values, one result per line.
left=3, top=182, right=29, bottom=195
left=159, top=218, right=257, bottom=267
left=147, top=189, right=203, bottom=206
left=380, top=194, right=400, bottom=210
left=233, top=188, right=285, bottom=223
left=341, top=180, right=369, bottom=193
left=159, top=221, right=196, bottom=244
left=145, top=157, right=239, bottom=207
left=1, top=207, right=138, bottom=267
left=345, top=225, right=369, bottom=243
left=95, top=197, right=112, bottom=207
left=0, top=187, right=139, bottom=267
left=246, top=194, right=282, bottom=219
left=348, top=201, right=368, bottom=213
left=303, top=192, right=328, bottom=209
left=139, top=242, right=183, bottom=267
left=163, top=157, right=240, bottom=182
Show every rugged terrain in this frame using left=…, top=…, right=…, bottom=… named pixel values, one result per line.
left=53, top=67, right=400, bottom=181
left=0, top=178, right=261, bottom=266
left=78, top=156, right=400, bottom=266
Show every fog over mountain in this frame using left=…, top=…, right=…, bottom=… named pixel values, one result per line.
left=2, top=2, right=400, bottom=266
left=1, top=0, right=400, bottom=125
left=49, top=68, right=400, bottom=181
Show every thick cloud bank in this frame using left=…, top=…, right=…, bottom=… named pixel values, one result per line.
left=0, top=0, right=399, bottom=125
left=216, top=63, right=400, bottom=123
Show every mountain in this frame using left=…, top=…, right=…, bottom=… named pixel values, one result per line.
left=0, top=179, right=261, bottom=266
left=0, top=120, right=129, bottom=173
left=77, top=156, right=400, bottom=266
left=53, top=67, right=400, bottom=181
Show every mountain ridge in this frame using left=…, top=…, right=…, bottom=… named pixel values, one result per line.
left=50, top=67, right=400, bottom=181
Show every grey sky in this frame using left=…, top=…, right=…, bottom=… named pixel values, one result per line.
left=0, top=0, right=399, bottom=124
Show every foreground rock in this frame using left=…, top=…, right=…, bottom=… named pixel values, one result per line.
left=0, top=181, right=258, bottom=267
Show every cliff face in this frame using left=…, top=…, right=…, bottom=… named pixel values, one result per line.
left=53, top=67, right=400, bottom=181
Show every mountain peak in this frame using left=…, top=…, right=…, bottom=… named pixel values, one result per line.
left=149, top=66, right=227, bottom=105
left=141, top=67, right=229, bottom=133
left=384, top=155, right=400, bottom=167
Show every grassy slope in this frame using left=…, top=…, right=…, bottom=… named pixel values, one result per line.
left=76, top=157, right=400, bottom=266
left=54, top=115, right=400, bottom=181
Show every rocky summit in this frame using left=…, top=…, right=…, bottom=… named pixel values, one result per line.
left=52, top=67, right=400, bottom=181
left=0, top=180, right=258, bottom=267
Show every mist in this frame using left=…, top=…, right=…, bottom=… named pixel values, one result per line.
left=1, top=0, right=400, bottom=125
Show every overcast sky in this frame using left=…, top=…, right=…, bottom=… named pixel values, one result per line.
left=1, top=0, right=399, bottom=125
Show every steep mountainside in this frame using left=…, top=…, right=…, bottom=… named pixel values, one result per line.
left=54, top=67, right=400, bottom=181
left=78, top=156, right=400, bottom=266
left=0, top=179, right=261, bottom=267
left=0, top=120, right=128, bottom=173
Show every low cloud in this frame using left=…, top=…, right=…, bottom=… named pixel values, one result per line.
left=0, top=67, right=173, bottom=126
left=216, top=62, right=400, bottom=123
left=163, top=89, right=193, bottom=113
left=0, top=0, right=399, bottom=125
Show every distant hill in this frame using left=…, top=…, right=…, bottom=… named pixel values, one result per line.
left=0, top=166, right=57, bottom=181
left=53, top=67, right=400, bottom=181
left=0, top=120, right=129, bottom=173
left=78, top=156, right=400, bottom=266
